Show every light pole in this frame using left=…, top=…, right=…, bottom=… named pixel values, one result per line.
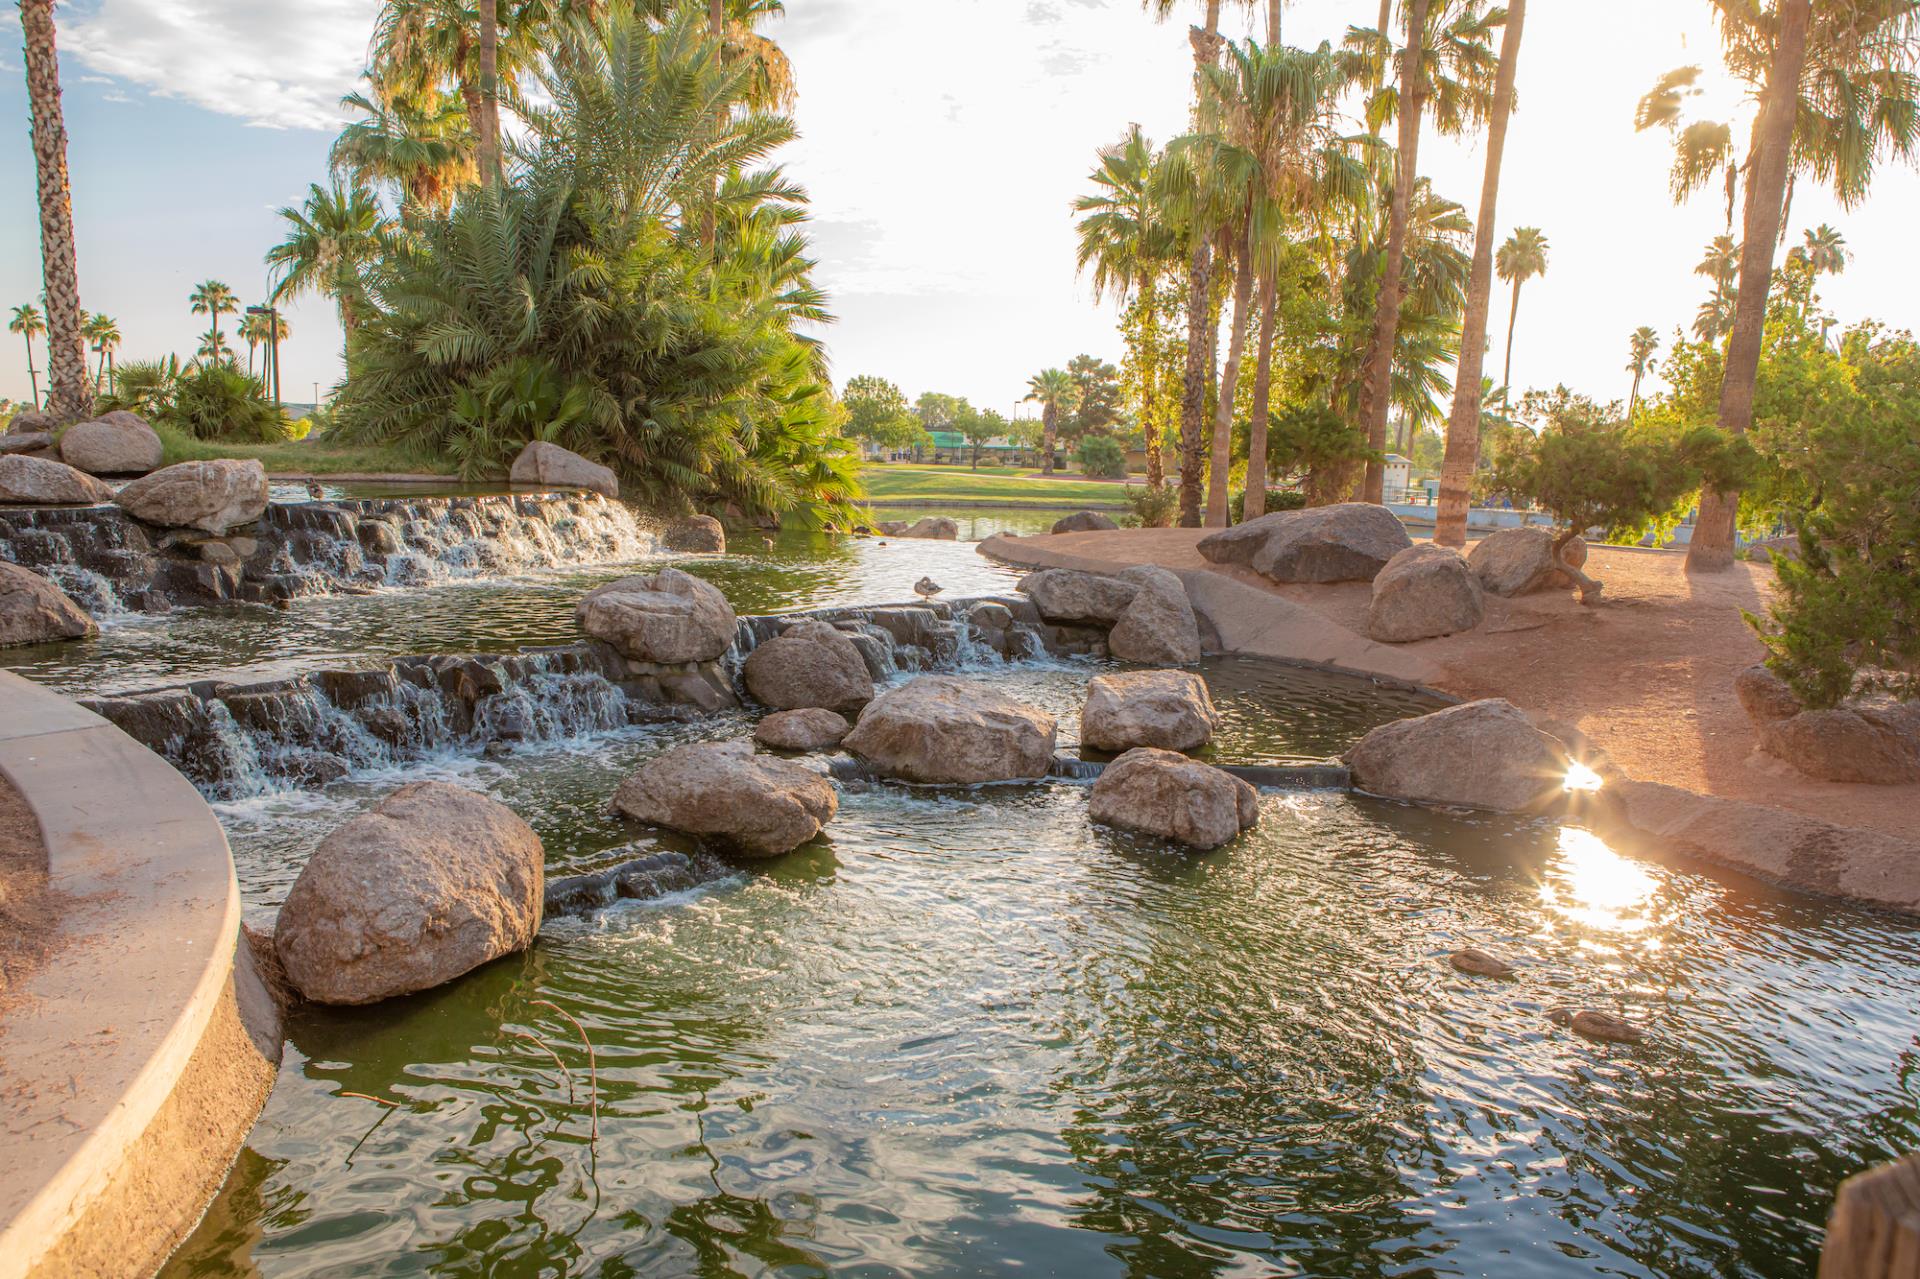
left=245, top=304, right=282, bottom=411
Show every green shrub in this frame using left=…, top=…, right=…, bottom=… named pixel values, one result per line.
left=98, top=356, right=286, bottom=443
left=1074, top=434, right=1127, bottom=479
left=1228, top=487, right=1306, bottom=523
left=1120, top=482, right=1178, bottom=528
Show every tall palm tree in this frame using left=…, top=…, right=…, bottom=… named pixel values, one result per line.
left=332, top=85, right=476, bottom=220
left=1625, top=325, right=1660, bottom=423
left=1638, top=0, right=1920, bottom=571
left=1024, top=368, right=1079, bottom=477
left=82, top=312, right=120, bottom=394
left=1494, top=226, right=1547, bottom=396
left=9, top=304, right=46, bottom=410
left=189, top=281, right=239, bottom=358
left=1799, top=222, right=1847, bottom=275
left=196, top=327, right=231, bottom=365
left=1434, top=0, right=1526, bottom=548
left=266, top=180, right=385, bottom=343
left=1689, top=234, right=1740, bottom=342
left=19, top=0, right=89, bottom=420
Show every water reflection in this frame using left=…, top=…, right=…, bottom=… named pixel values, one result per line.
left=1543, top=828, right=1661, bottom=935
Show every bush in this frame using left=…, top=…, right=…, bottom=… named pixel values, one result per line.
left=1074, top=434, right=1127, bottom=479
left=98, top=356, right=286, bottom=443
left=1228, top=487, right=1306, bottom=523
left=1120, top=482, right=1178, bottom=529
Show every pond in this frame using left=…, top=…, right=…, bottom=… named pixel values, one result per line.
left=8, top=493, right=1914, bottom=1278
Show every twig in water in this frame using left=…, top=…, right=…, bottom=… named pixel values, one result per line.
left=339, top=1090, right=402, bottom=1107
left=513, top=1028, right=576, bottom=1105
left=533, top=999, right=598, bottom=1142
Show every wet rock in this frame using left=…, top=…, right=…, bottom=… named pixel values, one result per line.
left=59, top=410, right=164, bottom=475
left=612, top=739, right=837, bottom=856
left=1368, top=544, right=1484, bottom=643
left=274, top=782, right=545, bottom=1005
left=1052, top=510, right=1119, bottom=534
left=1020, top=568, right=1138, bottom=625
left=1197, top=502, right=1412, bottom=583
left=1080, top=669, right=1217, bottom=753
left=743, top=618, right=875, bottom=714
left=1448, top=948, right=1516, bottom=978
left=965, top=601, right=1013, bottom=630
left=0, top=560, right=97, bottom=646
left=1467, top=527, right=1586, bottom=597
left=0, top=454, right=116, bottom=505
left=358, top=518, right=404, bottom=556
left=543, top=850, right=703, bottom=916
left=113, top=459, right=268, bottom=534
left=575, top=567, right=737, bottom=663
left=843, top=675, right=1057, bottom=784
left=1346, top=699, right=1572, bottom=812
left=509, top=440, right=619, bottom=498
left=1108, top=565, right=1201, bottom=664
left=755, top=707, right=853, bottom=752
left=901, top=516, right=958, bottom=540
left=662, top=513, right=726, bottom=553
left=1088, top=747, right=1260, bottom=850
left=1548, top=1008, right=1645, bottom=1044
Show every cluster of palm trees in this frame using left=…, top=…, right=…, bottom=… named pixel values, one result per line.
left=181, top=279, right=290, bottom=383
left=10, top=301, right=123, bottom=407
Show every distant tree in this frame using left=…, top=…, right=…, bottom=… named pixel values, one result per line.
left=842, top=374, right=922, bottom=450
left=914, top=390, right=962, bottom=436
left=1023, top=369, right=1078, bottom=476
left=1625, top=325, right=1661, bottom=423
left=1495, top=226, right=1549, bottom=397
left=82, top=312, right=120, bottom=394
left=1790, top=223, right=1848, bottom=277
left=1064, top=353, right=1122, bottom=441
left=189, top=280, right=238, bottom=359
left=1692, top=235, right=1741, bottom=342
left=9, top=303, right=45, bottom=410
left=1075, top=433, right=1127, bottom=479
left=956, top=403, right=1008, bottom=470
left=1264, top=401, right=1380, bottom=506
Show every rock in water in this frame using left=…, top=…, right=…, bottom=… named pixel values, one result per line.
left=754, top=707, right=853, bottom=752
left=1052, top=510, right=1119, bottom=534
left=743, top=619, right=875, bottom=714
left=1088, top=747, right=1260, bottom=850
left=58, top=410, right=165, bottom=475
left=1368, top=544, right=1484, bottom=643
left=1346, top=699, right=1572, bottom=812
left=662, top=514, right=726, bottom=553
left=509, top=440, right=619, bottom=498
left=1080, top=669, right=1217, bottom=753
left=0, top=560, right=97, bottom=647
left=273, top=782, right=545, bottom=1005
left=901, top=516, right=958, bottom=540
left=543, top=850, right=704, bottom=917
left=1196, top=502, right=1412, bottom=583
left=612, top=739, right=837, bottom=856
left=113, top=458, right=269, bottom=534
left=1467, top=526, right=1587, bottom=597
left=0, top=453, right=116, bottom=505
left=1109, top=565, right=1202, bottom=664
left=1019, top=568, right=1139, bottom=625
left=1548, top=1007, right=1645, bottom=1044
left=843, top=675, right=1057, bottom=783
left=575, top=567, right=737, bottom=663
left=1448, top=948, right=1516, bottom=978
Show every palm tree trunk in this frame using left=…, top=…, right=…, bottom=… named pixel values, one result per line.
left=23, top=338, right=40, bottom=410
left=21, top=0, right=90, bottom=421
left=1355, top=0, right=1428, bottom=505
left=1627, top=369, right=1642, bottom=424
left=1041, top=407, right=1057, bottom=476
left=1245, top=274, right=1279, bottom=520
left=1435, top=0, right=1525, bottom=548
left=478, top=0, right=500, bottom=182
left=1140, top=282, right=1165, bottom=490
left=1268, top=0, right=1282, bottom=43
left=1177, top=238, right=1213, bottom=527
left=1206, top=225, right=1256, bottom=526
left=1501, top=277, right=1522, bottom=394
left=1687, top=0, right=1810, bottom=573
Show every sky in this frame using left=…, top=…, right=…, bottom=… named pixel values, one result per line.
left=2, top=0, right=1916, bottom=418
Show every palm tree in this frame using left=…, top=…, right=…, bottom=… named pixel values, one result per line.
left=1625, top=325, right=1660, bottom=423
left=1024, top=369, right=1079, bottom=476
left=19, top=0, right=90, bottom=420
left=189, top=280, right=238, bottom=359
left=9, top=304, right=46, bottom=410
left=1434, top=0, right=1526, bottom=548
left=196, top=327, right=231, bottom=365
left=1494, top=226, right=1547, bottom=397
left=332, top=85, right=475, bottom=220
left=266, top=180, right=385, bottom=343
left=82, top=312, right=120, bottom=395
left=1638, top=0, right=1920, bottom=572
left=1799, top=222, right=1847, bottom=275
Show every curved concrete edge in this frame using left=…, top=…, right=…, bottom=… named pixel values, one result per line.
left=0, top=670, right=281, bottom=1279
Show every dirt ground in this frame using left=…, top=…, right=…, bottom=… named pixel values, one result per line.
left=0, top=773, right=55, bottom=1013
left=988, top=528, right=1920, bottom=842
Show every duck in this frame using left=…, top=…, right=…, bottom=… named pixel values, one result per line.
left=1447, top=948, right=1516, bottom=978
left=914, top=576, right=942, bottom=601
left=1548, top=1007, right=1645, bottom=1044
left=304, top=480, right=325, bottom=501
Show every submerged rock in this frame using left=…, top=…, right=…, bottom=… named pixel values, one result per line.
left=0, top=560, right=97, bottom=647
left=1368, top=544, right=1483, bottom=643
left=843, top=674, right=1057, bottom=783
left=754, top=707, right=853, bottom=752
left=113, top=458, right=268, bottom=534
left=543, top=849, right=704, bottom=917
left=274, top=782, right=545, bottom=1005
left=0, top=453, right=116, bottom=505
left=59, top=410, right=164, bottom=476
left=1080, top=669, right=1217, bottom=753
left=509, top=440, right=619, bottom=498
left=1197, top=502, right=1412, bottom=583
left=575, top=567, right=737, bottom=663
left=662, top=513, right=726, bottom=553
left=1052, top=510, right=1119, bottom=534
left=612, top=739, right=837, bottom=856
left=743, top=618, right=875, bottom=714
left=1346, top=698, right=1571, bottom=812
left=1088, top=746, right=1259, bottom=850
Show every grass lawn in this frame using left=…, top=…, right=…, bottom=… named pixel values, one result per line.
left=157, top=425, right=459, bottom=477
left=861, top=463, right=1131, bottom=506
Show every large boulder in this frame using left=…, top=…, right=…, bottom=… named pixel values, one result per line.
left=742, top=618, right=875, bottom=713
left=1346, top=699, right=1572, bottom=812
left=1109, top=565, right=1202, bottom=664
left=575, top=567, right=737, bottom=663
left=0, top=454, right=115, bottom=505
left=6, top=409, right=58, bottom=436
left=662, top=513, right=726, bottom=553
left=59, top=410, right=164, bottom=475
left=1080, top=669, right=1217, bottom=753
left=509, top=440, right=619, bottom=498
left=1758, top=701, right=1920, bottom=785
left=1467, top=527, right=1587, bottom=597
left=843, top=675, right=1057, bottom=783
left=754, top=707, right=852, bottom=752
left=273, top=782, right=544, bottom=1005
left=1734, top=664, right=1801, bottom=725
left=113, top=458, right=268, bottom=534
left=901, top=516, right=958, bottom=540
left=612, top=739, right=837, bottom=856
left=0, top=431, right=53, bottom=456
left=1088, top=747, right=1259, bottom=850
left=1197, top=503, right=1412, bottom=583
left=1368, top=544, right=1484, bottom=643
left=1052, top=510, right=1119, bottom=534
left=1020, top=568, right=1138, bottom=625
left=0, top=561, right=97, bottom=647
